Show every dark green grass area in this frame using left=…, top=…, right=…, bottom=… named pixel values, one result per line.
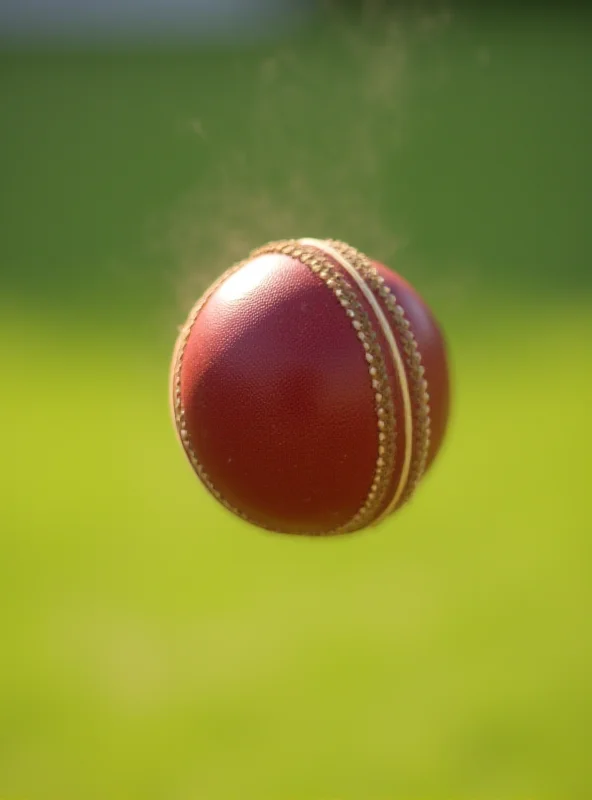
left=1, top=5, right=592, bottom=323
left=1, top=5, right=592, bottom=799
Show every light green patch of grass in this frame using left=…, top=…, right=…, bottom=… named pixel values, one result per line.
left=0, top=306, right=591, bottom=800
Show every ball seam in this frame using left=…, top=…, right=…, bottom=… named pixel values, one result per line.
left=252, top=239, right=397, bottom=533
left=327, top=240, right=432, bottom=512
left=300, top=237, right=413, bottom=520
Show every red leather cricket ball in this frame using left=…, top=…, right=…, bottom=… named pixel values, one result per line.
left=171, top=238, right=450, bottom=536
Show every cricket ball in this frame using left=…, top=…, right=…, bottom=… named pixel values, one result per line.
left=171, top=238, right=450, bottom=536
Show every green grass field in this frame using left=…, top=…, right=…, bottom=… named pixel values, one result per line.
left=1, top=5, right=592, bottom=798
left=2, top=306, right=591, bottom=799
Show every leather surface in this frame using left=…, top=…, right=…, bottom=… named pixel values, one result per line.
left=180, top=253, right=379, bottom=534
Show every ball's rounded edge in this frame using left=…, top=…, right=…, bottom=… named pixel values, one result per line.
left=170, top=257, right=263, bottom=531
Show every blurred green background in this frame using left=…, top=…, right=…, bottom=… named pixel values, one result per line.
left=1, top=2, right=591, bottom=798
